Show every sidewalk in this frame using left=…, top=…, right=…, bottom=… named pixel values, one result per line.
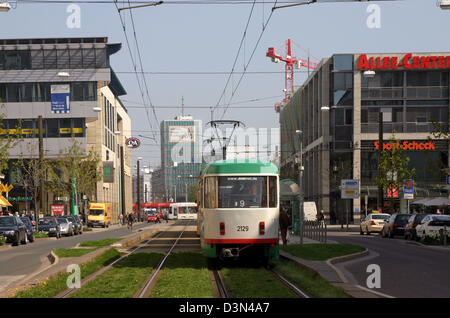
left=280, top=234, right=384, bottom=298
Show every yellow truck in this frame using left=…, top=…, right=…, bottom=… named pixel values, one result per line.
left=88, top=203, right=111, bottom=228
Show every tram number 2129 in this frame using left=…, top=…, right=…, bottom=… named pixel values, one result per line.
left=237, top=225, right=249, bottom=232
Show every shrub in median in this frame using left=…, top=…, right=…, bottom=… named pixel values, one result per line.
left=34, top=231, right=49, bottom=238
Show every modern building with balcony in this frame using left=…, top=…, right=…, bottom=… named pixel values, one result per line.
left=0, top=37, right=133, bottom=221
left=279, top=52, right=450, bottom=225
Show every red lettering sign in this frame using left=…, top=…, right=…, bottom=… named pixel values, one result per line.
left=51, top=204, right=65, bottom=216
left=374, top=141, right=435, bottom=151
left=358, top=54, right=450, bottom=71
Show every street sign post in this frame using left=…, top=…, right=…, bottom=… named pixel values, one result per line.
left=341, top=179, right=360, bottom=199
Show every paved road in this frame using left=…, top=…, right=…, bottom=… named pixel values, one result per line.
left=328, top=231, right=450, bottom=298
left=0, top=221, right=165, bottom=291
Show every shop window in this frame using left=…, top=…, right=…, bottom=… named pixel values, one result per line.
left=31, top=50, right=44, bottom=69
left=7, top=84, right=20, bottom=102
left=82, top=48, right=95, bottom=68
left=20, top=83, right=33, bottom=102
left=4, top=51, right=19, bottom=69
left=333, top=55, right=353, bottom=71
left=43, top=49, right=57, bottom=69
left=46, top=119, right=59, bottom=138
left=69, top=49, right=83, bottom=69
left=85, top=82, right=96, bottom=101
left=72, top=82, right=84, bottom=101
left=21, top=120, right=34, bottom=138
left=0, top=84, right=5, bottom=103
left=72, top=118, right=84, bottom=137
left=95, top=48, right=107, bottom=68
left=57, top=50, right=70, bottom=69
left=59, top=118, right=71, bottom=136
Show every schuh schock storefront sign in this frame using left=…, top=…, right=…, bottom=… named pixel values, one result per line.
left=374, top=140, right=435, bottom=151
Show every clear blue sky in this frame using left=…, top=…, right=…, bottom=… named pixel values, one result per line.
left=1, top=0, right=449, bottom=167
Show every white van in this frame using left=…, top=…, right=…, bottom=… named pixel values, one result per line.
left=303, top=202, right=317, bottom=221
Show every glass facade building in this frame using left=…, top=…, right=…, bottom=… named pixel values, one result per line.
left=0, top=37, right=133, bottom=220
left=280, top=52, right=450, bottom=225
left=160, top=116, right=202, bottom=202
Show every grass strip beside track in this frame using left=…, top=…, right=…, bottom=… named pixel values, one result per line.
left=69, top=252, right=162, bottom=298
left=149, top=252, right=215, bottom=298
left=14, top=248, right=121, bottom=298
left=79, top=238, right=122, bottom=247
left=274, top=259, right=351, bottom=298
left=53, top=248, right=99, bottom=258
left=280, top=244, right=365, bottom=261
left=221, top=267, right=298, bottom=298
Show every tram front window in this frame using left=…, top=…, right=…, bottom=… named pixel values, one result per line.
left=218, top=176, right=267, bottom=208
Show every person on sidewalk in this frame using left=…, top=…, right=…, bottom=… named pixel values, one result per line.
left=279, top=206, right=291, bottom=245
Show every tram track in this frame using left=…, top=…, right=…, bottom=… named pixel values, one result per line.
left=55, top=220, right=195, bottom=299
left=211, top=269, right=230, bottom=298
left=134, top=220, right=196, bottom=298
left=268, top=268, right=311, bottom=298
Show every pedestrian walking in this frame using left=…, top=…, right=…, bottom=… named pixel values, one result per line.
left=279, top=206, right=291, bottom=245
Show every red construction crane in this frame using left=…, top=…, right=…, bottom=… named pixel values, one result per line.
left=266, top=39, right=318, bottom=112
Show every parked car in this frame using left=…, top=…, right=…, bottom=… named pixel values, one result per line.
left=381, top=213, right=411, bottom=238
left=147, top=212, right=160, bottom=223
left=58, top=216, right=80, bottom=235
left=20, top=217, right=35, bottom=242
left=415, top=214, right=450, bottom=240
left=38, top=217, right=61, bottom=238
left=404, top=213, right=427, bottom=241
left=360, top=213, right=390, bottom=234
left=0, top=216, right=28, bottom=246
left=56, top=218, right=74, bottom=236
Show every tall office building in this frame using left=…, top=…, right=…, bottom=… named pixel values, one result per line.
left=160, top=115, right=202, bottom=202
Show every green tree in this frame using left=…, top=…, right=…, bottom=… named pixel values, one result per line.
left=374, top=132, right=416, bottom=213
left=15, top=142, right=51, bottom=230
left=47, top=140, right=101, bottom=217
left=187, top=182, right=199, bottom=202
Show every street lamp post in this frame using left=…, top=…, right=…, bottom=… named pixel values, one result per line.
left=295, top=130, right=304, bottom=244
left=137, top=157, right=142, bottom=222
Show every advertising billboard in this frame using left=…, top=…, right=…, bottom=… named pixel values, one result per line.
left=168, top=126, right=195, bottom=143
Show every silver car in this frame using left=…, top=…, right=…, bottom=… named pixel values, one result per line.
left=56, top=218, right=74, bottom=236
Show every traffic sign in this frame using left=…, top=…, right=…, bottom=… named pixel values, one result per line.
left=403, top=179, right=414, bottom=199
left=341, top=179, right=359, bottom=199
left=125, top=137, right=141, bottom=149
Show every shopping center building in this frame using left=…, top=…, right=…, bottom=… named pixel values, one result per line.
left=279, top=52, right=450, bottom=224
left=0, top=37, right=133, bottom=221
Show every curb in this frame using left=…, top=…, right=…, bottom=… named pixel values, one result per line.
left=4, top=250, right=60, bottom=296
left=0, top=244, right=11, bottom=251
left=326, top=249, right=370, bottom=284
left=280, top=247, right=386, bottom=298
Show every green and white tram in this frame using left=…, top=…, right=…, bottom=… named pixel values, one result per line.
left=198, top=159, right=279, bottom=265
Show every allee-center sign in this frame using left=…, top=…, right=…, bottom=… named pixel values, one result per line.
left=358, top=53, right=450, bottom=71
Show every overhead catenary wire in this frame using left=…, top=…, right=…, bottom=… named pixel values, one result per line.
left=113, top=0, right=158, bottom=142
left=212, top=0, right=257, bottom=118
left=219, top=0, right=279, bottom=119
